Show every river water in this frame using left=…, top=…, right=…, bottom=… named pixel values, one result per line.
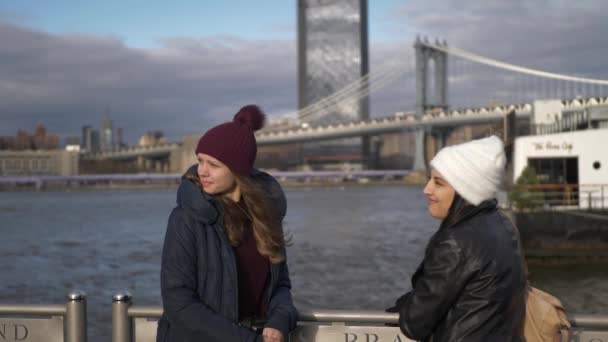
left=1, top=185, right=606, bottom=341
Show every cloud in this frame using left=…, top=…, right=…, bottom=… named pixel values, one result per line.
left=0, top=22, right=297, bottom=143
left=1, top=1, right=607, bottom=144
left=385, top=0, right=608, bottom=107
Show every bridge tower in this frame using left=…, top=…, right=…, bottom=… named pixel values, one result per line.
left=413, top=38, right=448, bottom=170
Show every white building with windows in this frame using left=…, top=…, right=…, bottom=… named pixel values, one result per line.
left=513, top=128, right=608, bottom=209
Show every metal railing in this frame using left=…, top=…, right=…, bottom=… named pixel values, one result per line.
left=2, top=290, right=607, bottom=342
left=111, top=292, right=608, bottom=342
left=510, top=184, right=608, bottom=211
left=111, top=291, right=414, bottom=342
left=0, top=290, right=87, bottom=342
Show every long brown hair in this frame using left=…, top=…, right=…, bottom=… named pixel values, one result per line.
left=185, top=172, right=287, bottom=264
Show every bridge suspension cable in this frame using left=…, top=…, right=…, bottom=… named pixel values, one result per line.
left=425, top=43, right=608, bottom=85
left=273, top=40, right=607, bottom=129
left=299, top=64, right=409, bottom=121
left=277, top=53, right=413, bottom=125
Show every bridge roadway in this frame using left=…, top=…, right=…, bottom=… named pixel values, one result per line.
left=81, top=103, right=533, bottom=161
left=79, top=97, right=607, bottom=160
left=80, top=142, right=180, bottom=161
left=257, top=103, right=531, bottom=145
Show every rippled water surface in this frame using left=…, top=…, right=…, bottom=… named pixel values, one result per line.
left=1, top=185, right=606, bottom=341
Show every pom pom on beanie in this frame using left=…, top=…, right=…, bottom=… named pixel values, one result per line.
left=233, top=105, right=266, bottom=131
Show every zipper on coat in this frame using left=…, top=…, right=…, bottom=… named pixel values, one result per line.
left=266, top=263, right=277, bottom=310
left=213, top=218, right=240, bottom=320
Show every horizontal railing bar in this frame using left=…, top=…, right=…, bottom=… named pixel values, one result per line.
left=570, top=314, right=608, bottom=329
left=128, top=306, right=162, bottom=318
left=298, top=310, right=398, bottom=323
left=0, top=304, right=66, bottom=316
left=512, top=184, right=608, bottom=189
left=123, top=307, right=608, bottom=328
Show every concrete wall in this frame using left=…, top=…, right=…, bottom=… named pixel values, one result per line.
left=0, top=150, right=79, bottom=176
left=515, top=210, right=608, bottom=243
left=515, top=211, right=608, bottom=261
left=378, top=131, right=414, bottom=169
left=169, top=135, right=198, bottom=173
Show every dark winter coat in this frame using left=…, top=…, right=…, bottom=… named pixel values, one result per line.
left=156, top=167, right=298, bottom=342
left=395, top=200, right=527, bottom=342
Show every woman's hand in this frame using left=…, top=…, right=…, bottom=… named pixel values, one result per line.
left=386, top=292, right=411, bottom=313
left=262, top=327, right=284, bottom=342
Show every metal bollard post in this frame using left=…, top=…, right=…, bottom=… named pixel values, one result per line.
left=66, top=290, right=87, bottom=342
left=113, top=291, right=133, bottom=342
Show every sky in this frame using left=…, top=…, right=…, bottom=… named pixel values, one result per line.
left=1, top=0, right=607, bottom=144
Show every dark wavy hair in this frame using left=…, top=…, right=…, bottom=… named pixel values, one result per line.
left=440, top=193, right=474, bottom=229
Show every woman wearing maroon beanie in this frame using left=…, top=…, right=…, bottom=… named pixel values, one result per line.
left=157, top=105, right=297, bottom=342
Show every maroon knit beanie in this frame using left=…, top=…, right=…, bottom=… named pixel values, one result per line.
left=195, top=105, right=266, bottom=176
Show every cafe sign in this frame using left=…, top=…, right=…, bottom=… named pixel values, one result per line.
left=532, top=141, right=574, bottom=153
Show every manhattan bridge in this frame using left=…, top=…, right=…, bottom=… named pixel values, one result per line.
left=82, top=0, right=608, bottom=174
left=256, top=37, right=608, bottom=171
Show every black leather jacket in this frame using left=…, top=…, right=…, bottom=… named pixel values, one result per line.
left=396, top=201, right=527, bottom=342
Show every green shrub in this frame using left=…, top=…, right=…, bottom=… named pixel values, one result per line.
left=508, top=165, right=545, bottom=210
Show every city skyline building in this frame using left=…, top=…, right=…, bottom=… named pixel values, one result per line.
left=116, top=127, right=125, bottom=148
left=0, top=123, right=59, bottom=151
left=81, top=125, right=101, bottom=152
left=101, top=115, right=114, bottom=150
left=138, top=131, right=168, bottom=146
left=296, top=0, right=371, bottom=168
left=64, top=136, right=81, bottom=152
left=297, top=0, right=369, bottom=125
left=0, top=116, right=142, bottom=153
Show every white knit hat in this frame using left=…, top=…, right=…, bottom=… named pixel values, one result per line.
left=429, top=135, right=506, bottom=206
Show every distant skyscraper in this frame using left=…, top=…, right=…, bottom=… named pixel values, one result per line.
left=82, top=126, right=92, bottom=151
left=91, top=130, right=100, bottom=152
left=33, top=123, right=47, bottom=149
left=34, top=123, right=46, bottom=139
left=297, top=0, right=369, bottom=125
left=101, top=115, right=113, bottom=150
left=116, top=127, right=124, bottom=148
left=81, top=125, right=100, bottom=152
left=297, top=0, right=371, bottom=168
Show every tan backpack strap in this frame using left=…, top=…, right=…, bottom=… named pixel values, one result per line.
left=558, top=328, right=570, bottom=342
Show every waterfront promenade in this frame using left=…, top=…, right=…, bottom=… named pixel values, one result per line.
left=1, top=185, right=607, bottom=341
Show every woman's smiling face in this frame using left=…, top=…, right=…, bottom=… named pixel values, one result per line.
left=423, top=168, right=456, bottom=220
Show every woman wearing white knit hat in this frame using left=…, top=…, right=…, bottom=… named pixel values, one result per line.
left=386, top=135, right=527, bottom=342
